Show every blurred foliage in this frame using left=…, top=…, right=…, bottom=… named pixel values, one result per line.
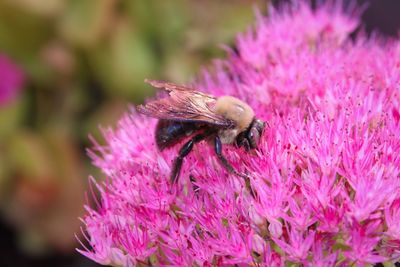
left=0, top=0, right=264, bottom=257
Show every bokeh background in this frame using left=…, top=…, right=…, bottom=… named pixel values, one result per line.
left=0, top=0, right=398, bottom=266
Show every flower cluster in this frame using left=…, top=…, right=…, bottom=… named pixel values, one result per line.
left=0, top=54, right=24, bottom=105
left=79, top=2, right=400, bottom=266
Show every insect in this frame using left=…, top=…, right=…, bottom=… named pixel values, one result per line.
left=137, top=79, right=265, bottom=184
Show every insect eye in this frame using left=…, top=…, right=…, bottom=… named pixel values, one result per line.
left=254, top=119, right=266, bottom=133
left=248, top=127, right=260, bottom=149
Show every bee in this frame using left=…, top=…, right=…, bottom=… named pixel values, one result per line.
left=137, top=79, right=265, bottom=184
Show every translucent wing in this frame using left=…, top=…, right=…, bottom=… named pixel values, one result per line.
left=137, top=79, right=234, bottom=128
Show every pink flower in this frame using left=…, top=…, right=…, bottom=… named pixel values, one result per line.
left=79, top=1, right=400, bottom=266
left=272, top=225, right=315, bottom=263
left=0, top=54, right=25, bottom=105
left=343, top=220, right=387, bottom=265
left=386, top=199, right=400, bottom=240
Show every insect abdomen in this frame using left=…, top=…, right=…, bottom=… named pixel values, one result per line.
left=155, top=120, right=197, bottom=150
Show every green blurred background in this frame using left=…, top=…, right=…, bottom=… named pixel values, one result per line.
left=0, top=0, right=264, bottom=266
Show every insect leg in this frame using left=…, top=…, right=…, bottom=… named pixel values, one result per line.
left=170, top=133, right=207, bottom=184
left=214, top=136, right=245, bottom=177
left=238, top=138, right=251, bottom=151
left=214, top=136, right=257, bottom=197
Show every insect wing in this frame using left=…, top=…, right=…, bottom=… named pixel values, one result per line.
left=138, top=80, right=233, bottom=128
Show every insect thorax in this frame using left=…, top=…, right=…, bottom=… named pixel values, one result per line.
left=218, top=128, right=240, bottom=144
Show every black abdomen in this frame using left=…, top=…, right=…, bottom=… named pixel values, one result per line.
left=155, top=120, right=198, bottom=150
